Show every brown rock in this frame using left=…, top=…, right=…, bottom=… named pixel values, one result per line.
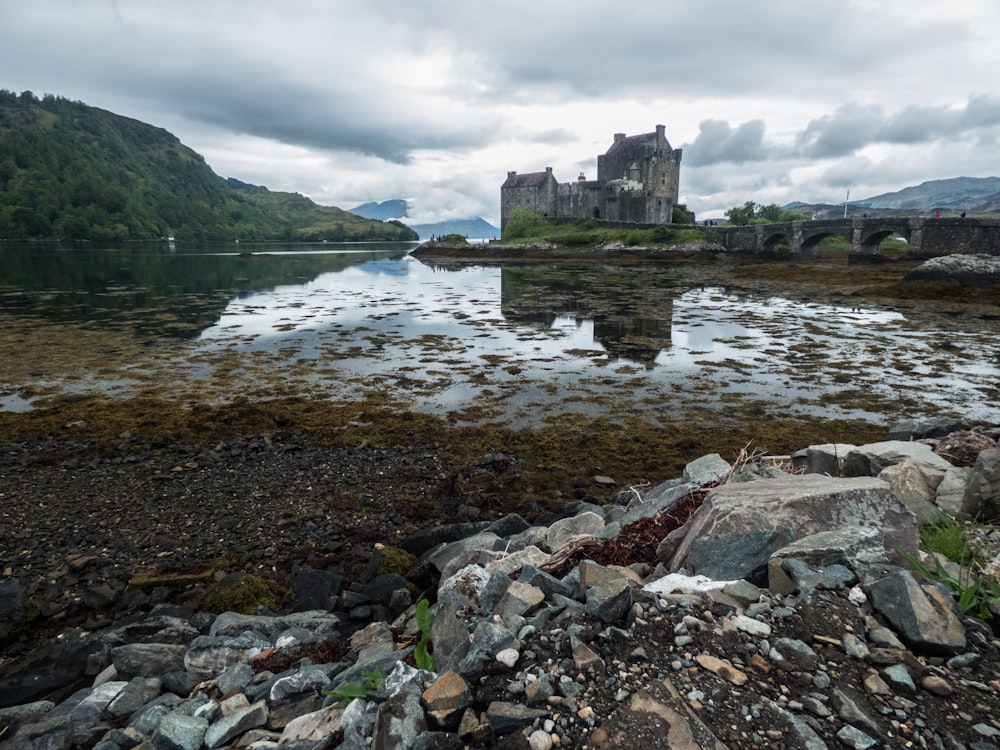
left=694, top=654, right=748, bottom=686
left=421, top=670, right=472, bottom=730
left=935, top=431, right=996, bottom=467
left=920, top=674, right=954, bottom=696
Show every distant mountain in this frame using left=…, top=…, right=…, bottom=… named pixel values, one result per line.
left=782, top=177, right=1000, bottom=220
left=349, top=199, right=410, bottom=222
left=409, top=217, right=500, bottom=240
left=0, top=90, right=417, bottom=242
left=856, top=177, right=1000, bottom=211
left=348, top=199, right=500, bottom=239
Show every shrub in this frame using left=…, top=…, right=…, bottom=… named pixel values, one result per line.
left=503, top=209, right=549, bottom=241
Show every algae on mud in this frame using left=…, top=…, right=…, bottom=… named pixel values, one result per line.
left=0, top=391, right=884, bottom=504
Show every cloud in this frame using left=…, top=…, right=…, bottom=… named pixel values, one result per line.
left=683, top=119, right=769, bottom=166
left=3, top=0, right=1000, bottom=222
left=795, top=103, right=885, bottom=158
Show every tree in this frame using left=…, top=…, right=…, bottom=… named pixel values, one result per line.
left=671, top=204, right=695, bottom=224
left=725, top=201, right=810, bottom=225
left=725, top=201, right=759, bottom=225
left=502, top=209, right=549, bottom=240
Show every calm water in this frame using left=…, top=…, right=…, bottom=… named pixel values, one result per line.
left=1, top=241, right=998, bottom=427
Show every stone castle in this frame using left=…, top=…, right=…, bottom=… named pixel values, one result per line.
left=500, top=125, right=682, bottom=231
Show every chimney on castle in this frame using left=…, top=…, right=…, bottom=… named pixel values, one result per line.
left=578, top=172, right=586, bottom=182
left=656, top=124, right=665, bottom=140
left=614, top=133, right=625, bottom=143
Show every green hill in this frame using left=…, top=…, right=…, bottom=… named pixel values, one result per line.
left=0, top=90, right=418, bottom=242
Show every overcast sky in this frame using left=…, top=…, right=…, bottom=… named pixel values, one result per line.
left=4, top=1, right=1000, bottom=224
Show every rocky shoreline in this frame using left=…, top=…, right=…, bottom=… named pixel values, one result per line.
left=2, top=416, right=1000, bottom=748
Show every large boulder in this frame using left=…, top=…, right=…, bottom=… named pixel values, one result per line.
left=876, top=458, right=946, bottom=524
left=658, top=475, right=919, bottom=574
left=842, top=441, right=953, bottom=477
left=903, top=253, right=1000, bottom=286
left=963, top=447, right=1000, bottom=522
left=887, top=418, right=966, bottom=441
left=934, top=430, right=997, bottom=467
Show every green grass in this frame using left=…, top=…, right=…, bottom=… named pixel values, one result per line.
left=500, top=210, right=713, bottom=248
left=920, top=518, right=982, bottom=564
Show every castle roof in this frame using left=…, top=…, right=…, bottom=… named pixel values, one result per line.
left=605, top=131, right=660, bottom=156
left=502, top=170, right=555, bottom=189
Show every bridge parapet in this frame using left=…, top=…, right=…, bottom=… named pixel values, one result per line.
left=713, top=217, right=1000, bottom=258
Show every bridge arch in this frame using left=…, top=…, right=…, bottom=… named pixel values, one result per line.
left=761, top=229, right=792, bottom=250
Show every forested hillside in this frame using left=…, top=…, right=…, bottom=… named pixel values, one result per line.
left=0, top=90, right=417, bottom=242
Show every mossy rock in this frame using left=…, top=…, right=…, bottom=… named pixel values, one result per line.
left=197, top=574, right=293, bottom=615
left=376, top=545, right=417, bottom=577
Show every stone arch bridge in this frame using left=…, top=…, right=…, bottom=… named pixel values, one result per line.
left=713, top=217, right=1000, bottom=258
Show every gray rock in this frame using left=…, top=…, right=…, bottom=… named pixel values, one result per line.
left=372, top=687, right=428, bottom=750
left=867, top=570, right=967, bottom=654
left=662, top=475, right=919, bottom=573
left=270, top=666, right=334, bottom=702
left=768, top=527, right=885, bottom=595
left=963, top=447, right=1000, bottom=521
left=877, top=458, right=947, bottom=523
left=686, top=530, right=795, bottom=586
left=5, top=713, right=75, bottom=750
left=881, top=664, right=916, bottom=694
left=584, top=578, right=633, bottom=624
left=455, top=620, right=516, bottom=676
left=203, top=699, right=267, bottom=748
left=0, top=579, right=27, bottom=642
left=438, top=550, right=505, bottom=584
left=517, top=565, right=574, bottom=600
left=106, top=676, right=162, bottom=720
left=887, top=417, right=965, bottom=441
left=485, top=701, right=549, bottom=736
left=773, top=638, right=819, bottom=671
left=216, top=662, right=254, bottom=695
left=437, top=565, right=491, bottom=605
left=831, top=687, right=879, bottom=734
left=621, top=481, right=696, bottom=526
left=485, top=513, right=532, bottom=538
left=842, top=440, right=953, bottom=477
left=0, top=700, right=54, bottom=727
left=791, top=443, right=856, bottom=477
left=492, top=581, right=544, bottom=621
left=67, top=681, right=127, bottom=746
left=427, top=532, right=505, bottom=574
left=683, top=453, right=732, bottom=485
left=111, top=644, right=186, bottom=680
left=430, top=588, right=474, bottom=674
left=478, top=570, right=514, bottom=614
left=208, top=610, right=341, bottom=640
left=151, top=711, right=208, bottom=750
left=183, top=634, right=268, bottom=679
left=128, top=692, right=183, bottom=736
left=399, top=520, right=492, bottom=555
left=904, top=253, right=1000, bottom=286
left=935, top=466, right=975, bottom=519
left=544, top=512, right=605, bottom=552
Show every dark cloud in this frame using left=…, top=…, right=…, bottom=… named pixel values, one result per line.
left=2, top=0, right=1000, bottom=220
left=795, top=103, right=884, bottom=158
left=683, top=119, right=769, bottom=166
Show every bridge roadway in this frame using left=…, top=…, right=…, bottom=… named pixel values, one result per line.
left=712, top=217, right=1000, bottom=258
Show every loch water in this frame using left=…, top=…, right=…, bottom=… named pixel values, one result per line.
left=1, top=241, right=998, bottom=427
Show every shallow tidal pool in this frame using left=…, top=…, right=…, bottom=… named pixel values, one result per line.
left=1, top=241, right=998, bottom=431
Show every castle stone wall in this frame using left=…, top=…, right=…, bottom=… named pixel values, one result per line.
left=501, top=126, right=682, bottom=231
